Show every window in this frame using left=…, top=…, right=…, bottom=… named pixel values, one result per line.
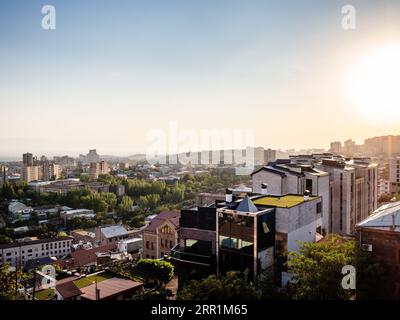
left=146, top=241, right=149, bottom=249
left=170, top=241, right=173, bottom=248
left=317, top=202, right=322, bottom=214
left=151, top=242, right=154, bottom=250
left=305, top=179, right=313, bottom=194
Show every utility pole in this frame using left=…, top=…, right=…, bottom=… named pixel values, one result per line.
left=31, top=260, right=40, bottom=300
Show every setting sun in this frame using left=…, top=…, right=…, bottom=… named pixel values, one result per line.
left=347, top=43, right=400, bottom=122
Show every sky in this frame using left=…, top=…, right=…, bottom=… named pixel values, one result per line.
left=1, top=0, right=400, bottom=157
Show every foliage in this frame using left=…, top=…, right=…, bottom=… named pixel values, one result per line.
left=287, top=234, right=384, bottom=300
left=136, top=259, right=174, bottom=286
left=117, top=196, right=134, bottom=213
left=0, top=264, right=28, bottom=300
left=131, top=287, right=173, bottom=300
left=177, top=271, right=261, bottom=300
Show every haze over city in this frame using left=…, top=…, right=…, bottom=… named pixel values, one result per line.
left=1, top=0, right=400, bottom=156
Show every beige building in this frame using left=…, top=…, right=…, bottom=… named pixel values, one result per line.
left=21, top=166, right=42, bottom=182
left=142, top=211, right=180, bottom=259
left=42, top=162, right=62, bottom=181
left=89, top=161, right=109, bottom=179
left=389, top=157, right=400, bottom=194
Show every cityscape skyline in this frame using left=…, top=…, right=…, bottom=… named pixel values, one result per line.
left=1, top=0, right=400, bottom=156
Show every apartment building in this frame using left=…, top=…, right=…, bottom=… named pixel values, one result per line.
left=22, top=152, right=34, bottom=166
left=142, top=211, right=180, bottom=259
left=89, top=161, right=109, bottom=179
left=42, top=162, right=62, bottom=181
left=0, top=237, right=73, bottom=268
left=252, top=154, right=378, bottom=235
left=251, top=159, right=330, bottom=234
left=389, top=157, right=400, bottom=194
left=21, top=166, right=42, bottom=182
left=316, top=157, right=378, bottom=234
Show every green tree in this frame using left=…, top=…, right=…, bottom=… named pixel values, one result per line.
left=287, top=234, right=384, bottom=300
left=177, top=271, right=261, bottom=300
left=0, top=264, right=27, bottom=300
left=117, top=196, right=134, bottom=213
left=136, top=259, right=174, bottom=287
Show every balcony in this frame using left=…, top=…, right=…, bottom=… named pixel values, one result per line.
left=170, top=244, right=214, bottom=267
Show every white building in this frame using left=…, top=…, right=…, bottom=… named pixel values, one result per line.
left=0, top=237, right=73, bottom=268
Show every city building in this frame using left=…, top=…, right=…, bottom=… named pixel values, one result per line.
left=171, top=190, right=323, bottom=286
left=22, top=152, right=34, bottom=166
left=356, top=201, right=400, bottom=299
left=389, top=157, right=400, bottom=195
left=42, top=162, right=62, bottom=181
left=89, top=161, right=109, bottom=179
left=95, top=225, right=135, bottom=246
left=251, top=159, right=330, bottom=234
left=21, top=165, right=42, bottom=182
left=142, top=211, right=180, bottom=259
left=0, top=237, right=73, bottom=268
left=251, top=154, right=378, bottom=235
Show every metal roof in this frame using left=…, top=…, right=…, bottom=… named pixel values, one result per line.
left=357, top=201, right=400, bottom=232
left=101, top=225, right=128, bottom=238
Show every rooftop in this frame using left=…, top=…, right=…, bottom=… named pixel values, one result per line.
left=357, top=201, right=400, bottom=232
left=252, top=194, right=319, bottom=208
left=101, top=225, right=128, bottom=238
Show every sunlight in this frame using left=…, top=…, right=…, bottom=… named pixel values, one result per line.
left=347, top=43, right=400, bottom=122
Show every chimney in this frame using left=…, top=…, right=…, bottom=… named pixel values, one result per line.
left=391, top=213, right=396, bottom=231
left=261, top=183, right=268, bottom=195
left=225, top=188, right=233, bottom=203
left=303, top=190, right=311, bottom=201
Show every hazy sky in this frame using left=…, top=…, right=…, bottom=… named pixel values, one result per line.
left=1, top=0, right=400, bottom=157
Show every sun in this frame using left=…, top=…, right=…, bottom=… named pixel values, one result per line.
left=346, top=43, right=400, bottom=122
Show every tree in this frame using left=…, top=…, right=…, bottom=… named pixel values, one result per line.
left=117, top=196, right=134, bottom=213
left=0, top=264, right=27, bottom=300
left=177, top=271, right=261, bottom=300
left=136, top=259, right=174, bottom=287
left=287, top=234, right=384, bottom=300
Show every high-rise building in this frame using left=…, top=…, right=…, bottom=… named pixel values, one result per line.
left=22, top=153, right=34, bottom=166
left=89, top=161, right=109, bottom=179
left=21, top=166, right=41, bottom=182
left=42, top=162, right=62, bottom=181
left=389, top=156, right=400, bottom=194
left=329, top=141, right=342, bottom=154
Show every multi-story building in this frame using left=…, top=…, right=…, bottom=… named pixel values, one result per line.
left=89, top=161, right=109, bottom=179
left=356, top=201, right=400, bottom=299
left=329, top=141, right=342, bottom=154
left=42, top=162, right=62, bottom=181
left=0, top=237, right=73, bottom=268
left=171, top=191, right=322, bottom=286
left=251, top=159, right=330, bottom=234
left=142, top=211, right=180, bottom=259
left=22, top=152, right=34, bottom=166
left=389, top=157, right=400, bottom=194
left=95, top=225, right=134, bottom=246
left=252, top=154, right=378, bottom=235
left=21, top=166, right=42, bottom=182
left=316, top=157, right=378, bottom=234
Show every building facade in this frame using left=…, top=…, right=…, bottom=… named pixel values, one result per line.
left=142, top=211, right=180, bottom=259
left=0, top=237, right=73, bottom=268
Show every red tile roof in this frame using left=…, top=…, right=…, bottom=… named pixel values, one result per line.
left=56, top=281, right=82, bottom=299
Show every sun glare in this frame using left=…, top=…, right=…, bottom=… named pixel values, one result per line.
left=347, top=43, right=400, bottom=122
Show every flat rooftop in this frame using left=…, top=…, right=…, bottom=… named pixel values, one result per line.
left=252, top=194, right=319, bottom=208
